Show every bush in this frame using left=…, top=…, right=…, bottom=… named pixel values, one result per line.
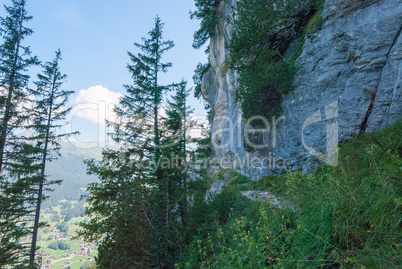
left=51, top=213, right=60, bottom=223
left=61, top=201, right=85, bottom=222
left=47, top=242, right=58, bottom=250
left=177, top=121, right=402, bottom=268
left=56, top=222, right=69, bottom=233
left=57, top=241, right=70, bottom=250
left=48, top=240, right=70, bottom=250
left=80, top=262, right=95, bottom=269
left=193, top=62, right=210, bottom=99
left=176, top=171, right=261, bottom=268
left=227, top=0, right=323, bottom=125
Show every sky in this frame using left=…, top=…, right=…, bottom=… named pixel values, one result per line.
left=2, top=0, right=209, bottom=148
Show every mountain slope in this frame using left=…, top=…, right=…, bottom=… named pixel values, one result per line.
left=43, top=141, right=101, bottom=208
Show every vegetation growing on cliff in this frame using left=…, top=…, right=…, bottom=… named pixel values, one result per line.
left=190, top=0, right=221, bottom=49
left=228, top=0, right=324, bottom=124
left=193, top=62, right=210, bottom=100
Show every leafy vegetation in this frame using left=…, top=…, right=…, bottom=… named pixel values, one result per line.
left=48, top=240, right=70, bottom=251
left=192, top=62, right=211, bottom=116
left=61, top=201, right=85, bottom=222
left=227, top=0, right=324, bottom=125
left=56, top=222, right=69, bottom=234
left=0, top=1, right=400, bottom=268
left=177, top=121, right=402, bottom=268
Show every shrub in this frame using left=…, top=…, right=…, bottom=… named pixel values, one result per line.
left=56, top=222, right=69, bottom=233
left=57, top=241, right=70, bottom=250
left=51, top=213, right=60, bottom=223
left=228, top=0, right=323, bottom=125
left=177, top=121, right=402, bottom=268
left=47, top=242, right=58, bottom=250
left=48, top=240, right=70, bottom=250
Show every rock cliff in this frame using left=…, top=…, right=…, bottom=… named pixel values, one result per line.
left=201, top=0, right=402, bottom=178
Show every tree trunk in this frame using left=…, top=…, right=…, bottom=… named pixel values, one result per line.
left=29, top=74, right=56, bottom=267
left=0, top=10, right=23, bottom=176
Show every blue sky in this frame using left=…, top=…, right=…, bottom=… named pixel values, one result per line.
left=4, top=0, right=209, bottom=147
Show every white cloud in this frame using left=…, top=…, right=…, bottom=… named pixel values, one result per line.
left=72, top=85, right=122, bottom=125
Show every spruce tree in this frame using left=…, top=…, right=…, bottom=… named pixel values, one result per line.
left=78, top=150, right=150, bottom=268
left=123, top=16, right=177, bottom=268
left=78, top=16, right=178, bottom=268
left=0, top=0, right=39, bottom=175
left=190, top=0, right=220, bottom=49
left=164, top=80, right=194, bottom=226
left=153, top=81, right=196, bottom=265
left=0, top=0, right=39, bottom=266
left=28, top=49, right=76, bottom=267
left=124, top=15, right=175, bottom=178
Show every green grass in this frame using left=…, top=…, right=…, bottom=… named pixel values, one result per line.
left=178, top=121, right=402, bottom=268
left=290, top=38, right=305, bottom=66
left=36, top=200, right=97, bottom=268
left=290, top=1, right=326, bottom=67
left=52, top=255, right=87, bottom=268
left=303, top=11, right=323, bottom=36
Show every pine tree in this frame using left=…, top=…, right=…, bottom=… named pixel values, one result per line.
left=78, top=16, right=177, bottom=268
left=152, top=80, right=196, bottom=265
left=190, top=0, right=220, bottom=49
left=123, top=16, right=178, bottom=268
left=164, top=80, right=194, bottom=226
left=78, top=150, right=150, bottom=268
left=28, top=49, right=76, bottom=267
left=0, top=0, right=39, bottom=266
left=0, top=0, right=39, bottom=175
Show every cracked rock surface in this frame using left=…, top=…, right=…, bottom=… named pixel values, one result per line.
left=202, top=0, right=402, bottom=178
left=240, top=191, right=295, bottom=211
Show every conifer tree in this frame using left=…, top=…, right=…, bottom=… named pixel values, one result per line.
left=0, top=0, right=39, bottom=175
left=152, top=81, right=196, bottom=265
left=123, top=16, right=177, bottom=268
left=78, top=150, right=150, bottom=268
left=0, top=0, right=39, bottom=266
left=78, top=16, right=178, bottom=268
left=124, top=15, right=175, bottom=179
left=28, top=49, right=76, bottom=267
left=190, top=0, right=220, bottom=49
left=164, top=80, right=194, bottom=226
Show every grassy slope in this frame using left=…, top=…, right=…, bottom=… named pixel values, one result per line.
left=177, top=121, right=402, bottom=268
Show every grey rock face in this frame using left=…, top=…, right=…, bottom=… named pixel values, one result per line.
left=202, top=0, right=402, bottom=178
left=207, top=171, right=236, bottom=198
left=240, top=191, right=295, bottom=211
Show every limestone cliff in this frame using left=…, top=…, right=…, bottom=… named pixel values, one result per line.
left=201, top=0, right=402, bottom=178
